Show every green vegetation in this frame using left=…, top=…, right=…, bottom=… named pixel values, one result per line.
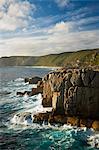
left=0, top=48, right=99, bottom=67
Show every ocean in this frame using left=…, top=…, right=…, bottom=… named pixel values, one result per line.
left=0, top=66, right=99, bottom=150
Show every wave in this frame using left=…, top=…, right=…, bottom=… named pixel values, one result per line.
left=10, top=111, right=99, bottom=149
left=0, top=91, right=11, bottom=96
left=14, top=78, right=24, bottom=82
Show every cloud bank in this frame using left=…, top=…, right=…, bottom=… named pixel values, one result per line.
left=0, top=0, right=36, bottom=31
left=0, top=0, right=99, bottom=57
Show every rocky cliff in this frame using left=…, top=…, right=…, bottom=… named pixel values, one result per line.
left=34, top=68, right=99, bottom=130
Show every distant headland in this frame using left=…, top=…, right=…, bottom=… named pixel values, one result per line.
left=0, top=48, right=99, bottom=68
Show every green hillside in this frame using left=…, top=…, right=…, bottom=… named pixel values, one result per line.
left=0, top=48, right=99, bottom=67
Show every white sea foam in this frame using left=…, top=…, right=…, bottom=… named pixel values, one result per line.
left=14, top=78, right=24, bottom=82
left=87, top=134, right=99, bottom=148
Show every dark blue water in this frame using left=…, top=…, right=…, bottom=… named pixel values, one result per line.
left=0, top=67, right=99, bottom=150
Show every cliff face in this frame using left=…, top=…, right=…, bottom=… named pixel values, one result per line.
left=42, top=68, right=99, bottom=120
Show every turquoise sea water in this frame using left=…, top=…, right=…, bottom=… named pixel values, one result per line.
left=0, top=67, right=99, bottom=150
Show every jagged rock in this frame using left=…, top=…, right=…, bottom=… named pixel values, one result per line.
left=48, top=115, right=67, bottom=125
left=29, top=76, right=42, bottom=84
left=24, top=76, right=42, bottom=84
left=16, top=86, right=43, bottom=97
left=92, top=121, right=99, bottom=131
left=42, top=79, right=53, bottom=107
left=42, top=98, right=52, bottom=107
left=52, top=91, right=65, bottom=115
left=16, top=91, right=31, bottom=96
left=67, top=117, right=80, bottom=126
left=33, top=112, right=51, bottom=124
left=90, top=71, right=99, bottom=88
left=37, top=80, right=43, bottom=88
left=24, top=78, right=30, bottom=83
left=34, top=68, right=99, bottom=130
left=80, top=119, right=93, bottom=128
left=81, top=69, right=99, bottom=87
left=31, top=87, right=43, bottom=96
left=70, top=69, right=84, bottom=86
left=65, top=87, right=99, bottom=119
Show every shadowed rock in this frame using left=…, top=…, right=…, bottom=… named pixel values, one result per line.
left=25, top=76, right=42, bottom=84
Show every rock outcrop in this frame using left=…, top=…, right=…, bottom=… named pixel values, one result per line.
left=17, top=76, right=43, bottom=96
left=17, top=68, right=99, bottom=130
left=41, top=68, right=99, bottom=120
left=34, top=68, right=99, bottom=130
left=25, top=76, right=42, bottom=84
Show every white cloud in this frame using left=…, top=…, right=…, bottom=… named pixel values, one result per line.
left=0, top=22, right=99, bottom=57
left=48, top=21, right=72, bottom=34
left=55, top=0, right=69, bottom=8
left=0, top=0, right=36, bottom=31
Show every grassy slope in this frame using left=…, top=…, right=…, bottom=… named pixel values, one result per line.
left=0, top=48, right=99, bottom=67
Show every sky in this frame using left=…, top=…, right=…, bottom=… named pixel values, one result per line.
left=0, top=0, right=99, bottom=57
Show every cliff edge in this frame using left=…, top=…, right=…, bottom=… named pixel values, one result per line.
left=33, top=68, right=99, bottom=130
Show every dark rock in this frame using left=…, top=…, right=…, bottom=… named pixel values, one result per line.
left=25, top=76, right=42, bottom=84
left=42, top=79, right=53, bottom=107
left=52, top=91, right=65, bottom=115
left=16, top=91, right=31, bottom=96
left=33, top=112, right=51, bottom=124
left=80, top=119, right=93, bottom=128
left=42, top=98, right=52, bottom=107
left=65, top=87, right=99, bottom=119
left=67, top=117, right=80, bottom=126
left=48, top=114, right=67, bottom=125
left=29, top=76, right=42, bottom=84
left=16, top=86, right=43, bottom=97
left=16, top=91, right=25, bottom=96
left=24, top=78, right=30, bottom=83
left=30, top=87, right=43, bottom=96
left=32, top=68, right=99, bottom=130
left=81, top=69, right=99, bottom=87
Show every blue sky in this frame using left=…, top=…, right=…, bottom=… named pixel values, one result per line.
left=0, top=0, right=99, bottom=57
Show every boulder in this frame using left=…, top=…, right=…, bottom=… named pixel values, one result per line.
left=24, top=78, right=30, bottom=83
left=67, top=117, right=80, bottom=126
left=25, top=76, right=42, bottom=84
left=33, top=112, right=51, bottom=124
left=31, top=87, right=43, bottom=96
left=29, top=76, right=42, bottom=84
left=80, top=119, right=93, bottom=128
left=92, top=121, right=99, bottom=131
left=48, top=115, right=67, bottom=125
left=16, top=86, right=43, bottom=97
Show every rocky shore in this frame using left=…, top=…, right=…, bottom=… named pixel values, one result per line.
left=17, top=68, right=99, bottom=130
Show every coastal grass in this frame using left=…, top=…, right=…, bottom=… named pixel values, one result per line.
left=0, top=48, right=99, bottom=67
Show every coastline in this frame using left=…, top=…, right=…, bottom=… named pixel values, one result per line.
left=1, top=66, right=99, bottom=149
left=15, top=66, right=99, bottom=131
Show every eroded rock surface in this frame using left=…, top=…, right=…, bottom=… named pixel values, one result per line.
left=16, top=68, right=99, bottom=130
left=39, top=68, right=99, bottom=129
